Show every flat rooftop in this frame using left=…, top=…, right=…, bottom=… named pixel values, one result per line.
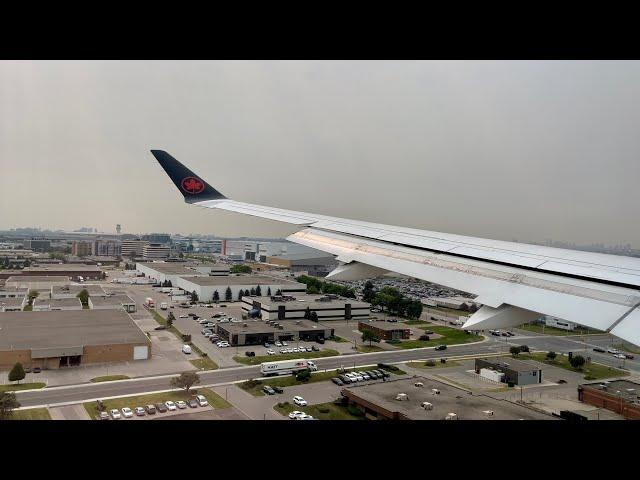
left=89, top=294, right=135, bottom=306
left=34, top=297, right=83, bottom=308
left=23, top=264, right=102, bottom=272
left=478, top=357, right=542, bottom=373
left=0, top=286, right=28, bottom=294
left=6, top=276, right=70, bottom=284
left=218, top=319, right=329, bottom=334
left=249, top=294, right=370, bottom=310
left=582, top=379, right=640, bottom=403
left=138, top=262, right=229, bottom=275
left=0, top=309, right=149, bottom=350
left=359, top=320, right=410, bottom=331
left=51, top=284, right=106, bottom=296
left=0, top=297, right=25, bottom=308
left=342, top=377, right=552, bottom=420
left=179, top=275, right=305, bottom=287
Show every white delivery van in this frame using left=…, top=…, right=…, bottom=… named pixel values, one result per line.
left=181, top=345, right=192, bottom=354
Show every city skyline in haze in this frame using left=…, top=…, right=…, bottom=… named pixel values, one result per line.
left=1, top=61, right=639, bottom=248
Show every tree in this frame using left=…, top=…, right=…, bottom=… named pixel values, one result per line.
left=0, top=392, right=20, bottom=419
left=230, top=264, right=252, bottom=274
left=310, top=311, right=318, bottom=323
left=213, top=290, right=219, bottom=302
left=166, top=280, right=172, bottom=287
left=244, top=289, right=250, bottom=296
left=27, top=289, right=39, bottom=306
left=569, top=355, right=586, bottom=370
left=267, top=287, right=272, bottom=296
left=362, top=281, right=376, bottom=302
left=546, top=351, right=557, bottom=361
left=8, top=362, right=25, bottom=384
left=362, top=329, right=380, bottom=346
left=296, top=368, right=312, bottom=382
left=191, top=290, right=199, bottom=302
left=166, top=312, right=175, bottom=328
left=303, top=306, right=311, bottom=320
left=250, top=287, right=256, bottom=296
left=307, top=285, right=319, bottom=294
left=238, top=290, right=244, bottom=301
left=76, top=289, right=89, bottom=307
left=225, top=286, right=232, bottom=301
left=170, top=371, right=200, bottom=394
left=510, top=346, right=521, bottom=357
left=255, top=285, right=262, bottom=296
left=275, top=289, right=282, bottom=296
left=406, top=300, right=423, bottom=320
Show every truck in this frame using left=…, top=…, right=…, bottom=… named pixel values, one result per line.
left=160, top=302, right=168, bottom=310
left=144, top=297, right=155, bottom=308
left=260, top=359, right=318, bottom=377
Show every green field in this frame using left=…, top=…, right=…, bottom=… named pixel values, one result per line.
left=395, top=325, right=482, bottom=349
left=233, top=349, right=340, bottom=366
left=406, top=359, right=462, bottom=370
left=613, top=343, right=640, bottom=355
left=525, top=353, right=628, bottom=380
left=403, top=320, right=432, bottom=326
left=517, top=323, right=602, bottom=336
left=83, top=387, right=231, bottom=419
left=239, top=370, right=341, bottom=397
left=5, top=408, right=51, bottom=420
left=187, top=343, right=218, bottom=370
left=0, top=382, right=46, bottom=393
left=274, top=401, right=365, bottom=420
left=329, top=336, right=349, bottom=343
left=90, top=375, right=130, bottom=383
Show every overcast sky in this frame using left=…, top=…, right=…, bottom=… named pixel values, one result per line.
left=1, top=60, right=638, bottom=246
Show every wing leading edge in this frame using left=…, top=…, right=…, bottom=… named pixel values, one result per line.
left=152, top=150, right=640, bottom=346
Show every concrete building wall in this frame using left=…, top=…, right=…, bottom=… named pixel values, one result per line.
left=579, top=386, right=640, bottom=420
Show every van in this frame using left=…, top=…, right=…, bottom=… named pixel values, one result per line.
left=181, top=345, right=192, bottom=354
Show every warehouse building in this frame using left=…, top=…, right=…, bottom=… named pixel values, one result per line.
left=578, top=380, right=640, bottom=420
left=358, top=321, right=411, bottom=341
left=215, top=319, right=334, bottom=346
left=340, top=377, right=552, bottom=420
left=88, top=294, right=136, bottom=313
left=177, top=275, right=306, bottom=303
left=5, top=275, right=70, bottom=291
left=51, top=284, right=106, bottom=299
left=0, top=286, right=28, bottom=299
left=264, top=252, right=339, bottom=276
left=475, top=357, right=543, bottom=386
left=0, top=309, right=151, bottom=370
left=0, top=297, right=26, bottom=312
left=20, top=264, right=104, bottom=281
left=33, top=297, right=83, bottom=311
left=423, top=296, right=481, bottom=312
left=242, top=294, right=371, bottom=321
left=136, top=261, right=230, bottom=285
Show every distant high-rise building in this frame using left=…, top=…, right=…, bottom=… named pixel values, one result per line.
left=93, top=239, right=121, bottom=257
left=71, top=241, right=93, bottom=256
left=121, top=240, right=149, bottom=259
left=116, top=224, right=121, bottom=234
left=143, top=243, right=171, bottom=260
left=142, top=233, right=171, bottom=244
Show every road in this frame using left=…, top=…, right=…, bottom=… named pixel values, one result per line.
left=16, top=331, right=637, bottom=408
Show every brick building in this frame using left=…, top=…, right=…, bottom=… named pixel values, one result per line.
left=578, top=380, right=640, bottom=420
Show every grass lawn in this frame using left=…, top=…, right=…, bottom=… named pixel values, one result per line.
left=406, top=359, right=462, bottom=370
left=83, top=387, right=231, bottom=419
left=233, top=349, right=340, bottom=366
left=239, top=370, right=341, bottom=397
left=517, top=323, right=603, bottom=336
left=404, top=320, right=432, bottom=326
left=5, top=408, right=51, bottom=420
left=149, top=308, right=184, bottom=341
left=524, top=353, right=628, bottom=380
left=395, top=326, right=482, bottom=349
left=90, top=375, right=130, bottom=383
left=329, top=336, right=349, bottom=343
left=0, top=382, right=46, bottom=393
left=357, top=345, right=384, bottom=353
left=187, top=343, right=218, bottom=370
left=613, top=343, right=640, bottom=355
left=274, top=401, right=365, bottom=420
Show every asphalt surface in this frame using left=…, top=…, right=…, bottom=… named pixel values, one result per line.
left=16, top=332, right=636, bottom=408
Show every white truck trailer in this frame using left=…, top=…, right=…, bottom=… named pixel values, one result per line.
left=260, top=359, right=318, bottom=377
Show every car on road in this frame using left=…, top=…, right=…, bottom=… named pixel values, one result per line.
left=145, top=404, right=157, bottom=414
left=435, top=345, right=447, bottom=351
left=134, top=406, right=146, bottom=416
left=625, top=353, right=635, bottom=359
left=289, top=410, right=305, bottom=419
left=110, top=409, right=121, bottom=419
left=165, top=401, right=177, bottom=411
left=196, top=395, right=208, bottom=407
left=217, top=341, right=230, bottom=348
left=263, top=386, right=276, bottom=395
left=387, top=318, right=398, bottom=323
left=331, top=377, right=344, bottom=386
left=293, top=396, right=307, bottom=406
left=298, top=414, right=315, bottom=420
left=607, top=348, right=621, bottom=354
left=176, top=400, right=188, bottom=409
left=593, top=347, right=606, bottom=353
left=557, top=379, right=567, bottom=384
left=614, top=353, right=627, bottom=359
left=187, top=399, right=198, bottom=408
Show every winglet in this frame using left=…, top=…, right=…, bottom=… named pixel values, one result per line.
left=151, top=150, right=227, bottom=203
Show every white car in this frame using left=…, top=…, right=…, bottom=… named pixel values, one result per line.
left=298, top=414, right=315, bottom=420
left=289, top=410, right=304, bottom=419
left=110, top=409, right=121, bottom=419
left=282, top=341, right=288, bottom=346
left=217, top=342, right=230, bottom=348
left=275, top=341, right=283, bottom=347
left=266, top=349, right=276, bottom=355
left=305, top=347, right=312, bottom=352
left=293, top=396, right=307, bottom=407
left=607, top=348, right=620, bottom=354
left=176, top=400, right=187, bottom=409
left=614, top=353, right=627, bottom=359
left=165, top=401, right=177, bottom=411
left=179, top=314, right=188, bottom=318
left=196, top=395, right=208, bottom=407
left=360, top=372, right=371, bottom=381
left=121, top=407, right=134, bottom=418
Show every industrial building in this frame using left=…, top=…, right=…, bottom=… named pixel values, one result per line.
left=474, top=357, right=543, bottom=386
left=88, top=294, right=136, bottom=313
left=0, top=309, right=151, bottom=370
left=33, top=297, right=83, bottom=311
left=0, top=297, right=26, bottom=312
left=19, top=264, right=104, bottom=281
left=340, top=377, right=552, bottom=420
left=215, top=319, right=334, bottom=346
left=51, top=284, right=106, bottom=299
left=121, top=239, right=149, bottom=259
left=22, top=239, right=51, bottom=252
left=264, top=252, right=339, bottom=276
left=143, top=243, right=171, bottom=260
left=136, top=261, right=230, bottom=285
left=5, top=275, right=70, bottom=291
left=358, top=321, right=411, bottom=340
left=72, top=239, right=121, bottom=257
left=0, top=286, right=28, bottom=298
left=422, top=296, right=481, bottom=311
left=541, top=315, right=578, bottom=331
left=177, top=275, right=306, bottom=303
left=241, top=294, right=371, bottom=321
left=578, top=380, right=640, bottom=420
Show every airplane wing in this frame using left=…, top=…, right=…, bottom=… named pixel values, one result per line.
left=152, top=150, right=640, bottom=346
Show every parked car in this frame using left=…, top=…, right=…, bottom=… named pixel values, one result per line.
left=263, top=386, right=276, bottom=395
left=264, top=342, right=271, bottom=348
left=387, top=318, right=398, bottom=323
left=266, top=349, right=276, bottom=355
left=625, top=354, right=635, bottom=359
left=311, top=345, right=320, bottom=351
left=154, top=326, right=167, bottom=331
left=316, top=338, right=325, bottom=344
left=156, top=403, right=168, bottom=413
left=98, top=411, right=110, bottom=420
left=557, top=379, right=567, bottom=384
left=273, top=386, right=284, bottom=394
left=360, top=371, right=371, bottom=380
left=282, top=341, right=289, bottom=346
left=339, top=374, right=352, bottom=384
left=305, top=346, right=312, bottom=352
left=331, top=377, right=344, bottom=386
left=196, top=395, right=208, bottom=407
left=187, top=399, right=198, bottom=408
left=423, top=330, right=434, bottom=335
left=145, top=404, right=157, bottom=414
left=289, top=410, right=304, bottom=419
left=245, top=351, right=256, bottom=357
left=435, top=345, right=447, bottom=351
left=176, top=400, right=187, bottom=409
left=165, top=401, right=177, bottom=411
left=134, top=406, right=146, bottom=416
left=275, top=341, right=283, bottom=347
left=179, top=314, right=188, bottom=318
left=110, top=409, right=121, bottom=419
left=293, top=396, right=307, bottom=406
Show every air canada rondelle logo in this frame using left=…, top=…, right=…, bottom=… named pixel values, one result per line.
left=181, top=177, right=205, bottom=194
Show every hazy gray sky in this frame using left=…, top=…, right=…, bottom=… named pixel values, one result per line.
left=1, top=61, right=638, bottom=246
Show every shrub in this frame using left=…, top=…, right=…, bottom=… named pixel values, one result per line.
left=419, top=335, right=430, bottom=341
left=296, top=369, right=312, bottom=382
left=546, top=351, right=557, bottom=360
left=277, top=401, right=290, bottom=408
left=318, top=407, right=330, bottom=414
left=519, top=345, right=530, bottom=353
left=242, top=379, right=262, bottom=389
left=424, top=360, right=436, bottom=367
left=347, top=405, right=365, bottom=417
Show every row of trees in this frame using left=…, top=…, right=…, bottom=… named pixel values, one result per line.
left=209, top=286, right=275, bottom=303
left=161, top=280, right=173, bottom=287
left=364, top=282, right=423, bottom=319
left=296, top=275, right=356, bottom=298
left=230, top=264, right=252, bottom=274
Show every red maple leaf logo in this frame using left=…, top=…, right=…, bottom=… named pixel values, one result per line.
left=181, top=177, right=205, bottom=194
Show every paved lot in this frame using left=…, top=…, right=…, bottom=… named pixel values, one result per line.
left=49, top=404, right=91, bottom=420
left=155, top=408, right=249, bottom=420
